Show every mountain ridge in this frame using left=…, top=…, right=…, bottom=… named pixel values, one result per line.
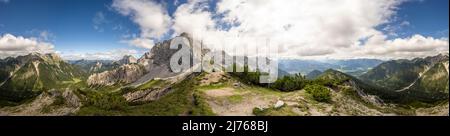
left=360, top=53, right=449, bottom=102
left=0, top=53, right=85, bottom=102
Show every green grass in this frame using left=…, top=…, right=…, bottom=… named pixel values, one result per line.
left=253, top=105, right=298, bottom=116
left=196, top=83, right=228, bottom=91
left=304, top=84, right=331, bottom=103
left=62, top=78, right=82, bottom=84
left=0, top=99, right=19, bottom=108
left=136, top=79, right=167, bottom=90
left=92, top=84, right=122, bottom=92
left=191, top=91, right=215, bottom=116
left=340, top=86, right=416, bottom=115
left=76, top=74, right=215, bottom=116
left=227, top=95, right=244, bottom=103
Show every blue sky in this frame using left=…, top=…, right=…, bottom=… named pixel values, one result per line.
left=0, top=0, right=448, bottom=60
left=0, top=0, right=137, bottom=53
left=380, top=0, right=449, bottom=38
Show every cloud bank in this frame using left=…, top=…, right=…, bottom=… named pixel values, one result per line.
left=59, top=49, right=141, bottom=60
left=0, top=34, right=55, bottom=58
left=112, top=0, right=449, bottom=60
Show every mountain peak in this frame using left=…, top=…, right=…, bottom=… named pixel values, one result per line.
left=306, top=70, right=323, bottom=79
left=7, top=52, right=65, bottom=64
left=118, top=55, right=137, bottom=65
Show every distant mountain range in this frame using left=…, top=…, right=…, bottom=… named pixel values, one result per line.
left=306, top=70, right=323, bottom=79
left=279, top=59, right=384, bottom=76
left=68, top=59, right=119, bottom=74
left=0, top=53, right=85, bottom=101
left=360, top=53, right=449, bottom=102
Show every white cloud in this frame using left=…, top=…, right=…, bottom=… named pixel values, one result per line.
left=122, top=37, right=155, bottom=49
left=0, top=33, right=55, bottom=58
left=172, top=0, right=215, bottom=35
left=112, top=0, right=448, bottom=59
left=59, top=49, right=141, bottom=60
left=213, top=0, right=403, bottom=56
left=112, top=0, right=172, bottom=50
left=112, top=0, right=171, bottom=39
left=356, top=34, right=449, bottom=59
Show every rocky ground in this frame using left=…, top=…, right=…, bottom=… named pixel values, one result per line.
left=0, top=89, right=82, bottom=116
left=196, top=72, right=449, bottom=116
left=1, top=71, right=447, bottom=116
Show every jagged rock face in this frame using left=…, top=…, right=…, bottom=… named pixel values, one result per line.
left=131, top=34, right=196, bottom=86
left=123, top=87, right=172, bottom=103
left=69, top=59, right=119, bottom=74
left=137, top=52, right=152, bottom=67
left=87, top=64, right=145, bottom=86
left=424, top=53, right=449, bottom=65
left=0, top=88, right=82, bottom=116
left=62, top=89, right=82, bottom=108
left=87, top=33, right=197, bottom=87
left=138, top=33, right=194, bottom=69
left=89, top=62, right=103, bottom=73
left=118, top=55, right=137, bottom=65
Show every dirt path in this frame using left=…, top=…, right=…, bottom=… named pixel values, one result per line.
left=202, top=87, right=277, bottom=116
left=204, top=88, right=234, bottom=97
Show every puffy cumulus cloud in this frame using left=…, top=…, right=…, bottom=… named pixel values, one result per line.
left=172, top=0, right=216, bottom=35
left=297, top=34, right=449, bottom=60
left=355, top=34, right=449, bottom=59
left=112, top=0, right=171, bottom=38
left=60, top=49, right=141, bottom=60
left=122, top=37, right=155, bottom=49
left=187, top=0, right=408, bottom=58
left=112, top=0, right=172, bottom=50
left=0, top=33, right=55, bottom=58
left=176, top=0, right=448, bottom=59
left=114, top=0, right=448, bottom=59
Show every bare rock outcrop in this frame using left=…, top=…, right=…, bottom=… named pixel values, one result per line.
left=118, top=55, right=137, bottom=65
left=87, top=33, right=197, bottom=87
left=0, top=89, right=82, bottom=116
left=87, top=64, right=145, bottom=86
left=123, top=87, right=172, bottom=103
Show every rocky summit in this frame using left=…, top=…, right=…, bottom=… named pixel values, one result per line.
left=118, top=55, right=137, bottom=65
left=86, top=33, right=195, bottom=87
left=87, top=64, right=145, bottom=86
